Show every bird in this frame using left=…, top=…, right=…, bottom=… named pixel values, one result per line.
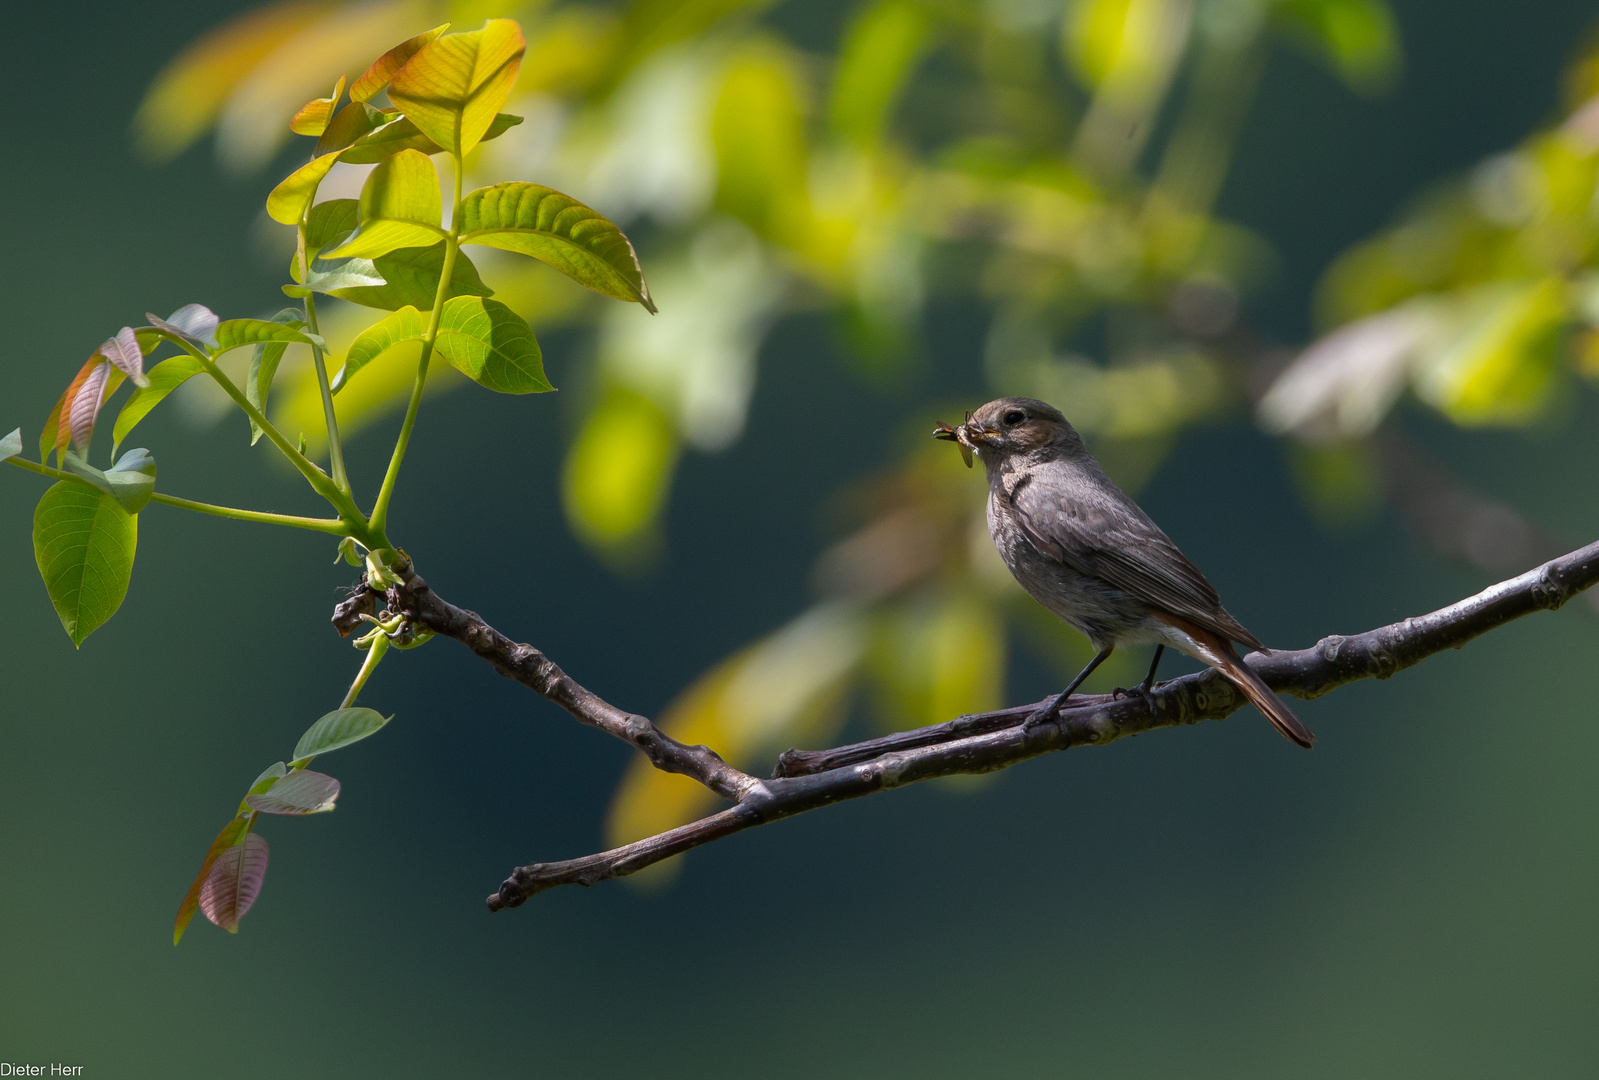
left=933, top=396, right=1314, bottom=748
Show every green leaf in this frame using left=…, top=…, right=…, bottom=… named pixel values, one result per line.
left=388, top=20, right=525, bottom=156
left=32, top=481, right=137, bottom=647
left=199, top=832, right=269, bottom=934
left=318, top=242, right=493, bottom=311
left=1275, top=0, right=1400, bottom=92
left=112, top=355, right=205, bottom=456
left=0, top=427, right=20, bottom=462
left=212, top=318, right=313, bottom=355
left=336, top=111, right=523, bottom=165
left=292, top=707, right=391, bottom=764
left=435, top=296, right=551, bottom=394
left=61, top=448, right=157, bottom=515
left=332, top=306, right=426, bottom=393
left=460, top=182, right=656, bottom=311
left=303, top=199, right=360, bottom=256
left=244, top=769, right=340, bottom=815
left=350, top=23, right=450, bottom=103
left=246, top=308, right=303, bottom=445
left=322, top=150, right=445, bottom=260
left=173, top=816, right=248, bottom=945
left=314, top=100, right=388, bottom=156
left=266, top=151, right=341, bottom=225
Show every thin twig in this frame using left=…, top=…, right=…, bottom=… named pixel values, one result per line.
left=377, top=540, right=1599, bottom=912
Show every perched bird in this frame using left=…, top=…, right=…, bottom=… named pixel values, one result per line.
left=934, top=396, right=1314, bottom=747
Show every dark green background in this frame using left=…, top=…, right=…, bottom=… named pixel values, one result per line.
left=2, top=2, right=1597, bottom=1076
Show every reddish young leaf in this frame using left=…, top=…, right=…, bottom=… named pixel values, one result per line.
left=244, top=769, right=340, bottom=815
left=146, top=304, right=220, bottom=350
left=100, top=327, right=148, bottom=388
left=172, top=816, right=247, bottom=945
left=199, top=832, right=270, bottom=934
left=351, top=24, right=450, bottom=102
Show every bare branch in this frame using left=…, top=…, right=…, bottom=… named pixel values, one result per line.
left=376, top=541, right=1599, bottom=913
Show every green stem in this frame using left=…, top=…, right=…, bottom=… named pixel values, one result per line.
left=164, top=336, right=366, bottom=528
left=368, top=154, right=464, bottom=537
left=302, top=291, right=351, bottom=496
left=5, top=457, right=348, bottom=535
left=340, top=634, right=390, bottom=709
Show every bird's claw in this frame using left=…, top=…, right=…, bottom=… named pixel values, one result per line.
left=1112, top=683, right=1159, bottom=714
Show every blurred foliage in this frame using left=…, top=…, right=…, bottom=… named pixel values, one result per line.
left=141, top=0, right=1599, bottom=850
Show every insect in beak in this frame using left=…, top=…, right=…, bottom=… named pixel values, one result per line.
left=931, top=411, right=977, bottom=468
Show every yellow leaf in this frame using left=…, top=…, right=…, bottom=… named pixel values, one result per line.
left=1414, top=278, right=1569, bottom=426
left=265, top=151, right=341, bottom=225
left=289, top=75, right=346, bottom=136
left=388, top=19, right=526, bottom=156
left=350, top=22, right=449, bottom=102
left=561, top=387, right=677, bottom=556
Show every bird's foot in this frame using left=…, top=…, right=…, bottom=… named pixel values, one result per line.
left=1021, top=696, right=1069, bottom=731
left=1112, top=682, right=1159, bottom=715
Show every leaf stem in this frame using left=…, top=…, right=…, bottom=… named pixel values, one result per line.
left=162, top=335, right=369, bottom=531
left=368, top=154, right=464, bottom=537
left=4, top=456, right=348, bottom=534
left=341, top=634, right=390, bottom=709
left=302, top=290, right=351, bottom=496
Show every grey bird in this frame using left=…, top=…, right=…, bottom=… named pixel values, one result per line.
left=934, top=396, right=1314, bottom=747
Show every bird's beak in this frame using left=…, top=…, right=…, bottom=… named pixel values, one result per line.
left=932, top=411, right=980, bottom=468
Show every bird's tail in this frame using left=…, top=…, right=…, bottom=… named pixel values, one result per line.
left=1153, top=615, right=1316, bottom=748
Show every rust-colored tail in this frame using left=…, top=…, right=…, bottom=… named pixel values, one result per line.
left=1154, top=615, right=1316, bottom=748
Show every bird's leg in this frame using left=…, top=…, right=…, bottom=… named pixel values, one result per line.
left=1023, top=646, right=1114, bottom=730
left=1113, top=645, right=1164, bottom=712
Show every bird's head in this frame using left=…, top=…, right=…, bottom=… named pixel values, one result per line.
left=933, top=397, right=1076, bottom=467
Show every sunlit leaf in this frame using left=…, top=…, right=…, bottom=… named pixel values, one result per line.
left=289, top=76, right=346, bottom=137
left=388, top=20, right=526, bottom=157
left=827, top=0, right=931, bottom=148
left=32, top=481, right=137, bottom=647
left=1414, top=278, right=1569, bottom=425
left=332, top=306, right=425, bottom=393
left=562, top=387, right=677, bottom=552
left=245, top=769, right=340, bottom=815
left=460, top=182, right=656, bottom=311
left=350, top=23, right=450, bottom=102
left=212, top=318, right=314, bottom=355
left=0, top=428, right=20, bottom=462
left=146, top=304, right=220, bottom=350
left=434, top=296, right=550, bottom=394
left=113, top=355, right=206, bottom=456
left=335, top=111, right=522, bottom=164
left=199, top=832, right=269, bottom=934
left=135, top=2, right=330, bottom=162
left=173, top=816, right=248, bottom=945
left=1065, top=0, right=1192, bottom=96
left=266, top=151, right=341, bottom=225
left=323, top=150, right=446, bottom=259
left=61, top=448, right=157, bottom=515
left=292, top=707, right=391, bottom=763
left=58, top=357, right=118, bottom=455
left=607, top=602, right=866, bottom=848
left=314, top=100, right=389, bottom=156
left=316, top=241, right=493, bottom=311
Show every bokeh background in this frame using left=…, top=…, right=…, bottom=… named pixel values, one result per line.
left=3, top=0, right=1599, bottom=1075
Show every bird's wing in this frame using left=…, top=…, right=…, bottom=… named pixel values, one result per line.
left=1007, top=469, right=1266, bottom=651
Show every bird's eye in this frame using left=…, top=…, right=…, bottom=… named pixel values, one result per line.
left=1002, top=409, right=1026, bottom=426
